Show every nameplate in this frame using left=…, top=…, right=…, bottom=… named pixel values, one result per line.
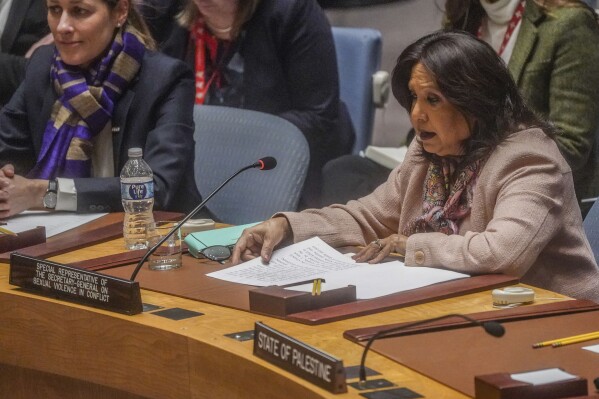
left=9, top=253, right=143, bottom=315
left=253, top=322, right=347, bottom=393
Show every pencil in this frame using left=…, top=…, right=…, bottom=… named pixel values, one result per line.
left=533, top=330, right=599, bottom=348
left=0, top=226, right=16, bottom=236
left=552, top=332, right=599, bottom=347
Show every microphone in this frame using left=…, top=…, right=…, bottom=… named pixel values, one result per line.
left=255, top=156, right=277, bottom=170
left=129, top=156, right=277, bottom=281
left=358, top=313, right=504, bottom=386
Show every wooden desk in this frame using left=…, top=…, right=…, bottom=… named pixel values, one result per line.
left=0, top=237, right=569, bottom=399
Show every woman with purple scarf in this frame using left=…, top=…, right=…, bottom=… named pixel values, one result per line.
left=0, top=0, right=200, bottom=216
left=229, top=31, right=599, bottom=302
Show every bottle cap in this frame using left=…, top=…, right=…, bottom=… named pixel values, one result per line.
left=180, top=219, right=215, bottom=236
left=128, top=147, right=142, bottom=157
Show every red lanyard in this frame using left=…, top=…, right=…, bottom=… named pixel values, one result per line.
left=478, top=0, right=526, bottom=56
left=192, top=20, right=227, bottom=105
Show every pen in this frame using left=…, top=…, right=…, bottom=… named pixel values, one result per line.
left=311, top=278, right=323, bottom=296
left=281, top=278, right=326, bottom=289
left=533, top=330, right=599, bottom=348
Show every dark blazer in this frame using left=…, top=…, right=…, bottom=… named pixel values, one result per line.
left=159, top=0, right=355, bottom=206
left=0, top=0, right=49, bottom=106
left=0, top=45, right=201, bottom=214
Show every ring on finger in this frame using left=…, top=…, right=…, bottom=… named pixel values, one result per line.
left=370, top=239, right=383, bottom=251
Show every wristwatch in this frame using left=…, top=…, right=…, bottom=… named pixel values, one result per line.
left=43, top=179, right=58, bottom=209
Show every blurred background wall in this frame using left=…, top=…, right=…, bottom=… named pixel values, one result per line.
left=325, top=0, right=444, bottom=147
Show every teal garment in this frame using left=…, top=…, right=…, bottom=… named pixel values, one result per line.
left=509, top=0, right=599, bottom=202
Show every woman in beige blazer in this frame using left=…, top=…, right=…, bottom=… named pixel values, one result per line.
left=323, top=0, right=599, bottom=215
left=230, top=30, right=599, bottom=302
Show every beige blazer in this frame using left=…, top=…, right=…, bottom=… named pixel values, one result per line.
left=284, top=129, right=599, bottom=301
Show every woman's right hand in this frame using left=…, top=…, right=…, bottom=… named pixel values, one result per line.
left=229, top=217, right=292, bottom=265
left=0, top=165, right=46, bottom=218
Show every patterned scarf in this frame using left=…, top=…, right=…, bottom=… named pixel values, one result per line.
left=403, top=156, right=483, bottom=236
left=28, top=27, right=144, bottom=179
left=191, top=19, right=236, bottom=105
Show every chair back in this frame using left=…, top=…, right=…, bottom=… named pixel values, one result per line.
left=193, top=105, right=310, bottom=225
left=332, top=27, right=383, bottom=154
left=584, top=198, right=599, bottom=264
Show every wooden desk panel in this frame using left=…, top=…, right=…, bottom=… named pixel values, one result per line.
left=0, top=236, right=571, bottom=399
left=365, top=311, right=599, bottom=396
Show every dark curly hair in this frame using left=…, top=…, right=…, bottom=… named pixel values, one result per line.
left=392, top=29, right=552, bottom=164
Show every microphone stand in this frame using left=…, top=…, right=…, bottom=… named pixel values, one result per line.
left=129, top=160, right=269, bottom=281
left=358, top=313, right=504, bottom=386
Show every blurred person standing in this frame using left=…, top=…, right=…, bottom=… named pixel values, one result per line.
left=157, top=0, right=355, bottom=208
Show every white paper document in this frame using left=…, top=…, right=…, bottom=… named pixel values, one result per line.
left=510, top=368, right=578, bottom=386
left=207, top=237, right=469, bottom=299
left=3, top=211, right=107, bottom=238
left=207, top=237, right=361, bottom=286
left=583, top=344, right=599, bottom=354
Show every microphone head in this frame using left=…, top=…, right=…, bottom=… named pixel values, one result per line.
left=482, top=321, right=505, bottom=337
left=257, top=157, right=277, bottom=170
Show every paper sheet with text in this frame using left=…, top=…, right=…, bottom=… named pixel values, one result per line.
left=207, top=237, right=469, bottom=299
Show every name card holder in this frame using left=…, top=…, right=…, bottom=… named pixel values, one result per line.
left=249, top=285, right=356, bottom=317
left=9, top=253, right=142, bottom=315
left=254, top=322, right=347, bottom=394
left=475, top=372, right=588, bottom=399
left=0, top=226, right=46, bottom=253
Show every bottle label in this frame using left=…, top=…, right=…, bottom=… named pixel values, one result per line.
left=121, top=181, right=154, bottom=200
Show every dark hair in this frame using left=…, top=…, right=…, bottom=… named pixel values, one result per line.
left=392, top=29, right=550, bottom=164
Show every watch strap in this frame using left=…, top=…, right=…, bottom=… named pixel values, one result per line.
left=47, top=179, right=58, bottom=193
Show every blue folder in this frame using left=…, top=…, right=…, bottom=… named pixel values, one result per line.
left=184, top=222, right=259, bottom=258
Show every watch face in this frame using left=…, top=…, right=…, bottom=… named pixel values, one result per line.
left=43, top=192, right=57, bottom=209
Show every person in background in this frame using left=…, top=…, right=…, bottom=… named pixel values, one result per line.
left=136, top=0, right=185, bottom=46
left=0, top=0, right=201, bottom=217
left=0, top=0, right=51, bottom=108
left=321, top=0, right=599, bottom=216
left=230, top=30, right=599, bottom=302
left=156, top=0, right=355, bottom=208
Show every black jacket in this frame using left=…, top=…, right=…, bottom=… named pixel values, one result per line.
left=0, top=45, right=201, bottom=214
left=0, top=0, right=49, bottom=106
left=158, top=0, right=355, bottom=206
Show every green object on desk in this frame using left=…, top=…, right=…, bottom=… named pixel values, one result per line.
left=184, top=222, right=259, bottom=258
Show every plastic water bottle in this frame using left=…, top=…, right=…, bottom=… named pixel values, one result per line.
left=121, top=148, right=155, bottom=250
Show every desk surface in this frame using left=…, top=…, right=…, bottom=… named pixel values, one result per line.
left=0, top=235, right=571, bottom=399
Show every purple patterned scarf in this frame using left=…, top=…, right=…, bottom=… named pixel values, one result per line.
left=403, top=156, right=483, bottom=235
left=28, top=27, right=145, bottom=179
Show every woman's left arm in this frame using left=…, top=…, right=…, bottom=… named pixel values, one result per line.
left=138, top=60, right=196, bottom=211
left=404, top=146, right=567, bottom=277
